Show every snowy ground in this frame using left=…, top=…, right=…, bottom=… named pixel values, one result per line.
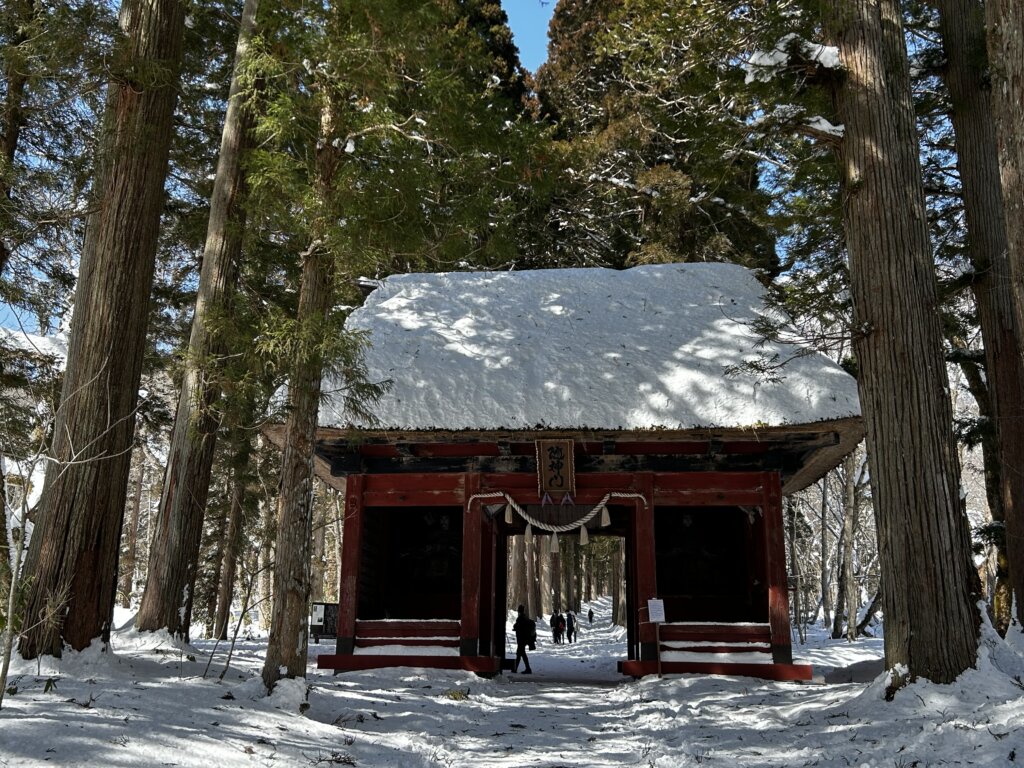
left=2, top=599, right=1022, bottom=767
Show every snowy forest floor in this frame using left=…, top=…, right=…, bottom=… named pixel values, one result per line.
left=2, top=599, right=1023, bottom=767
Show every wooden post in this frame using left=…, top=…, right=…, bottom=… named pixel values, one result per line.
left=763, top=471, right=793, bottom=664
left=460, top=472, right=482, bottom=657
left=335, top=474, right=364, bottom=656
left=478, top=497, right=496, bottom=658
left=493, top=522, right=509, bottom=663
left=634, top=473, right=658, bottom=661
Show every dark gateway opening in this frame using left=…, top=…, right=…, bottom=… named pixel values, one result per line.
left=358, top=506, right=464, bottom=620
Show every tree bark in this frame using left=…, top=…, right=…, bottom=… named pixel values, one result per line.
left=611, top=539, right=624, bottom=626
left=935, top=0, right=1023, bottom=636
left=331, top=490, right=343, bottom=602
left=819, top=477, right=833, bottom=628
left=0, top=0, right=42, bottom=277
left=824, top=0, right=979, bottom=684
left=957, top=355, right=1012, bottom=634
left=18, top=0, right=185, bottom=659
left=258, top=498, right=274, bottom=629
left=985, top=0, right=1024, bottom=629
left=538, top=538, right=551, bottom=616
left=786, top=499, right=806, bottom=643
left=138, top=0, right=258, bottom=640
left=509, top=535, right=525, bottom=612
left=524, top=536, right=537, bottom=618
left=260, top=243, right=335, bottom=688
left=214, top=432, right=251, bottom=640
left=856, top=588, right=882, bottom=636
left=1, top=456, right=10, bottom=595
left=204, top=490, right=228, bottom=637
left=841, top=454, right=859, bottom=641
left=118, top=462, right=145, bottom=609
left=310, top=489, right=327, bottom=604
left=831, top=556, right=846, bottom=640
left=261, top=92, right=341, bottom=688
left=550, top=537, right=561, bottom=612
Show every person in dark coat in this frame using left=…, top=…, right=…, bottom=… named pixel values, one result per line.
left=550, top=612, right=559, bottom=643
left=566, top=611, right=576, bottom=643
left=512, top=605, right=535, bottom=673
left=588, top=607, right=594, bottom=624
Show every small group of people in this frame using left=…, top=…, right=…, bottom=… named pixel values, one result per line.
left=549, top=610, right=577, bottom=643
left=512, top=604, right=598, bottom=674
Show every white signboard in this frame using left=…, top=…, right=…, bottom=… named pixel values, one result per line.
left=647, top=598, right=666, bottom=624
left=312, top=604, right=325, bottom=625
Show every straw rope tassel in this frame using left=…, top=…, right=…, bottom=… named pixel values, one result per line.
left=579, top=525, right=589, bottom=545
left=600, top=505, right=611, bottom=528
left=504, top=505, right=514, bottom=524
left=550, top=530, right=559, bottom=550
left=524, top=523, right=533, bottom=545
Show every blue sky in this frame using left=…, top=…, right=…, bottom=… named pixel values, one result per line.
left=501, top=0, right=556, bottom=73
left=1, top=3, right=559, bottom=334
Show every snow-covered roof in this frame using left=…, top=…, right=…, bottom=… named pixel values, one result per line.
left=0, top=327, right=69, bottom=365
left=319, top=263, right=860, bottom=432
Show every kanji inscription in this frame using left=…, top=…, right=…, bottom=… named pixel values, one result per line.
left=536, top=439, right=576, bottom=496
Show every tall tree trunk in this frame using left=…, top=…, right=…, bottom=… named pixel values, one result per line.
left=1, top=456, right=11, bottom=596
left=18, top=0, right=185, bottom=659
left=824, top=0, right=979, bottom=685
left=258, top=498, right=274, bottom=629
left=204, top=491, right=228, bottom=638
left=582, top=549, right=591, bottom=602
left=509, top=535, right=525, bottom=612
left=214, top=431, right=251, bottom=640
left=310, top=489, right=327, bottom=604
left=573, top=538, right=582, bottom=611
left=819, top=477, right=833, bottom=628
left=787, top=499, right=806, bottom=643
left=985, top=0, right=1024, bottom=630
left=260, top=241, right=335, bottom=688
left=538, top=539, right=551, bottom=616
left=550, top=538, right=561, bottom=612
left=0, top=0, right=42, bottom=277
left=831, top=555, right=846, bottom=640
left=332, top=490, right=343, bottom=602
left=138, top=0, right=258, bottom=640
left=615, top=539, right=627, bottom=626
left=119, top=463, right=145, bottom=609
left=261, top=93, right=341, bottom=689
left=957, top=355, right=1012, bottom=634
left=524, top=536, right=536, bottom=618
left=842, top=454, right=859, bottom=641
left=935, top=0, right=1023, bottom=636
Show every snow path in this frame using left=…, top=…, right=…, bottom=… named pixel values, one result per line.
left=1, top=602, right=1022, bottom=766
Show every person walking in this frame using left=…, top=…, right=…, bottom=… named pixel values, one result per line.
left=512, top=605, right=535, bottom=673
left=566, top=611, right=576, bottom=643
left=588, top=607, right=594, bottom=625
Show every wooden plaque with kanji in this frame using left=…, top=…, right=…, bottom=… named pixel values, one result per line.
left=536, top=439, right=576, bottom=496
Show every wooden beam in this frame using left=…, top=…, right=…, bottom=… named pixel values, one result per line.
left=619, top=659, right=813, bottom=681
left=660, top=644, right=772, bottom=655
left=317, top=654, right=501, bottom=674
left=460, top=473, right=482, bottom=656
left=657, top=623, right=771, bottom=643
left=336, top=474, right=364, bottom=655
left=634, top=473, right=657, bottom=660
left=762, top=471, right=794, bottom=664
left=355, top=637, right=460, bottom=648
left=355, top=620, right=459, bottom=637
left=479, top=505, right=497, bottom=657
